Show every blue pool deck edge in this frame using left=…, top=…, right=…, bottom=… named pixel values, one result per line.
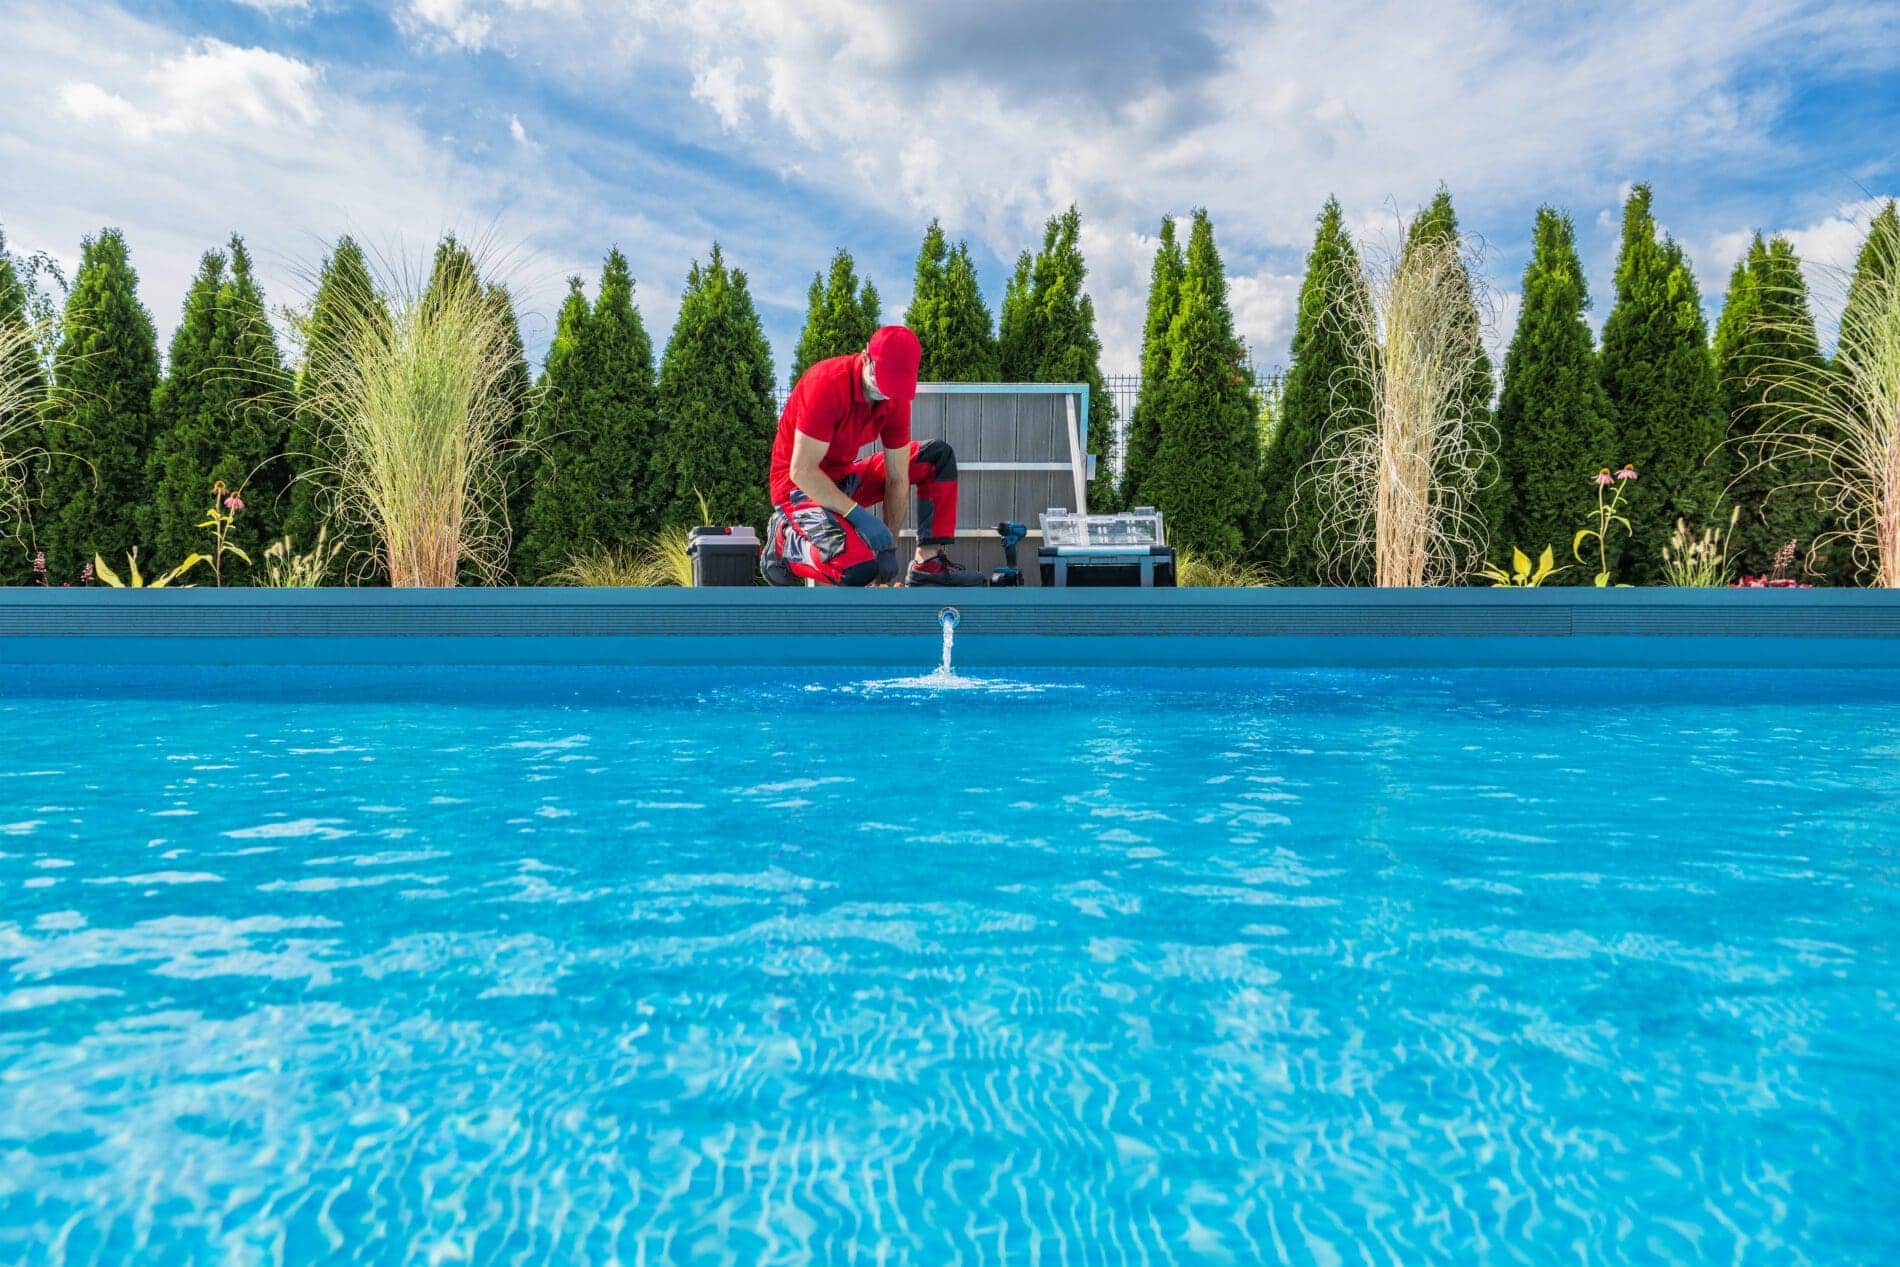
left=3, top=587, right=1899, bottom=669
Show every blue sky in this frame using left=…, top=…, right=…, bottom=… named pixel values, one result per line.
left=3, top=0, right=1897, bottom=381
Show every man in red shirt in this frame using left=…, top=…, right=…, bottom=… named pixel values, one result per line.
left=763, top=324, right=971, bottom=586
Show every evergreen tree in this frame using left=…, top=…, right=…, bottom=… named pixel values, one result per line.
left=1837, top=201, right=1900, bottom=375
left=653, top=245, right=777, bottom=529
left=905, top=221, right=999, bottom=381
left=1598, top=184, right=1728, bottom=584
left=1119, top=215, right=1185, bottom=508
left=1, top=228, right=50, bottom=582
left=40, top=229, right=161, bottom=579
left=1713, top=234, right=1829, bottom=578
left=488, top=282, right=535, bottom=577
left=791, top=249, right=880, bottom=380
left=994, top=206, right=1117, bottom=509
left=1494, top=207, right=1615, bottom=572
left=1260, top=198, right=1371, bottom=584
left=283, top=236, right=381, bottom=569
left=1403, top=189, right=1500, bottom=550
left=517, top=250, right=660, bottom=582
left=145, top=235, right=291, bottom=578
left=1144, top=209, right=1259, bottom=557
left=997, top=250, right=1035, bottom=380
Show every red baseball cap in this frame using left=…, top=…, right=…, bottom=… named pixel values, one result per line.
left=867, top=325, right=922, bottom=402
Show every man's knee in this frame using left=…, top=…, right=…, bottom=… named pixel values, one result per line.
left=835, top=558, right=880, bottom=587
left=917, top=437, right=957, bottom=483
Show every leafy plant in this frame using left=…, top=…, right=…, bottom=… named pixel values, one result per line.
left=93, top=547, right=206, bottom=588
left=1574, top=465, right=1638, bottom=586
left=1660, top=507, right=1739, bottom=587
left=196, top=479, right=251, bottom=586
left=1480, top=545, right=1561, bottom=587
left=1176, top=551, right=1276, bottom=587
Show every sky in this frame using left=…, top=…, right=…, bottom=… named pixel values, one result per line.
left=3, top=0, right=1898, bottom=383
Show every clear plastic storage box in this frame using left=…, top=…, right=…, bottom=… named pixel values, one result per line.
left=1038, top=507, right=1166, bottom=548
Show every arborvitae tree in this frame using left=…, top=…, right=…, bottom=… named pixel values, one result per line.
left=653, top=245, right=777, bottom=529
left=791, top=249, right=880, bottom=380
left=905, top=221, right=1000, bottom=381
left=1838, top=202, right=1900, bottom=375
left=145, top=236, right=291, bottom=577
left=1495, top=207, right=1615, bottom=571
left=488, top=282, right=535, bottom=575
left=40, top=229, right=161, bottom=579
left=994, top=206, right=1117, bottom=509
left=1598, top=184, right=1728, bottom=584
left=1119, top=215, right=1185, bottom=508
left=1144, top=209, right=1259, bottom=557
left=1, top=228, right=50, bottom=582
left=1260, top=198, right=1371, bottom=583
left=283, top=236, right=381, bottom=566
left=517, top=250, right=660, bottom=581
left=1714, top=234, right=1830, bottom=578
left=997, top=250, right=1035, bottom=380
left=1403, top=189, right=1500, bottom=550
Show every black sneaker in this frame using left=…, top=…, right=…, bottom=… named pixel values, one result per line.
left=906, top=550, right=987, bottom=587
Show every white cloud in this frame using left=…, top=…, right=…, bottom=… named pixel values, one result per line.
left=403, top=0, right=492, bottom=51
left=388, top=0, right=1898, bottom=367
left=228, top=0, right=312, bottom=12
left=1699, top=197, right=1896, bottom=346
left=57, top=38, right=321, bottom=140
left=6, top=4, right=517, bottom=358
left=690, top=56, right=754, bottom=131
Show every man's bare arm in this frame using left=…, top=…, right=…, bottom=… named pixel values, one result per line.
left=788, top=430, right=859, bottom=516
left=881, top=446, right=910, bottom=552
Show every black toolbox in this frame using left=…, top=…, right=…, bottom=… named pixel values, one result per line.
left=687, top=526, right=761, bottom=587
left=1038, top=545, right=1177, bottom=587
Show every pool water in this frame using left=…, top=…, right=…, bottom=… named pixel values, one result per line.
left=2, top=666, right=1896, bottom=1265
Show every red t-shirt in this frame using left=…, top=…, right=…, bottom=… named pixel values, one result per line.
left=769, top=352, right=912, bottom=504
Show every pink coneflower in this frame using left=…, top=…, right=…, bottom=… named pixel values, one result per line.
left=1615, top=465, right=1637, bottom=481
left=1594, top=469, right=1614, bottom=486
left=224, top=494, right=244, bottom=511
left=32, top=551, right=46, bottom=582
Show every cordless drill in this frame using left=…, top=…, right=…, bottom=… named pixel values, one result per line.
left=989, top=521, right=1027, bottom=587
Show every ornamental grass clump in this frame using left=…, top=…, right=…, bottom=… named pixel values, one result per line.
left=296, top=248, right=530, bottom=586
left=1309, top=228, right=1497, bottom=586
left=1743, top=204, right=1900, bottom=585
left=1660, top=507, right=1739, bottom=587
left=1175, top=550, right=1276, bottom=587
left=0, top=317, right=47, bottom=550
left=551, top=533, right=692, bottom=588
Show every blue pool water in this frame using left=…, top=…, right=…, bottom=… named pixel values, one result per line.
left=2, top=664, right=1897, bottom=1265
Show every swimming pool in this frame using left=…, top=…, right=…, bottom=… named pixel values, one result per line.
left=2, top=664, right=1896, bottom=1264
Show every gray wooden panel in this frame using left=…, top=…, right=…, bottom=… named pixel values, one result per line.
left=850, top=388, right=1082, bottom=539
left=943, top=394, right=985, bottom=459
left=1013, top=395, right=1060, bottom=461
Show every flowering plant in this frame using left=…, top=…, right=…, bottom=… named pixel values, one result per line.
left=1734, top=540, right=1811, bottom=588
left=1574, top=465, right=1637, bottom=587
left=195, top=479, right=251, bottom=587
